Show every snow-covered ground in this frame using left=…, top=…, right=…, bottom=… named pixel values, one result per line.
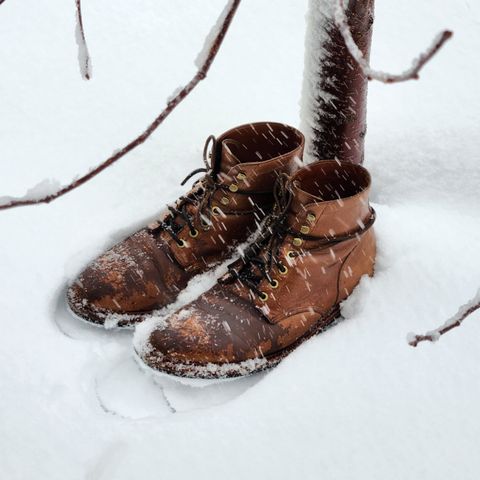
left=1, top=0, right=480, bottom=478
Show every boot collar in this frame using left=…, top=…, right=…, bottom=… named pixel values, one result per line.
left=286, top=160, right=372, bottom=239
left=215, top=122, right=305, bottom=190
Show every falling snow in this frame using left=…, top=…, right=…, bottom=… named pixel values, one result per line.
left=1, top=1, right=480, bottom=479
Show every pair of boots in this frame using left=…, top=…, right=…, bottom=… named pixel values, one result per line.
left=68, top=122, right=376, bottom=379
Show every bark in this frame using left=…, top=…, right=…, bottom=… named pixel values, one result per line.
left=301, top=0, right=375, bottom=165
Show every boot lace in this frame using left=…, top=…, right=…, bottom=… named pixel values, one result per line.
left=152, top=136, right=261, bottom=246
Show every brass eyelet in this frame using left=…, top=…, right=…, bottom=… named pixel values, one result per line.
left=236, top=172, right=247, bottom=181
left=286, top=251, right=296, bottom=259
left=212, top=206, right=222, bottom=216
left=278, top=265, right=288, bottom=275
left=177, top=240, right=187, bottom=248
left=259, top=292, right=269, bottom=302
left=292, top=237, right=303, bottom=247
left=300, top=225, right=310, bottom=235
left=220, top=196, right=230, bottom=206
left=269, top=279, right=279, bottom=289
left=229, top=184, right=239, bottom=193
left=307, top=213, right=316, bottom=224
left=189, top=229, right=199, bottom=238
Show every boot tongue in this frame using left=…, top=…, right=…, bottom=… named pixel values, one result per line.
left=218, top=139, right=242, bottom=174
left=288, top=180, right=322, bottom=217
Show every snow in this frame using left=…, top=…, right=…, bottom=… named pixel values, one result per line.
left=194, top=0, right=237, bottom=69
left=0, top=178, right=62, bottom=206
left=300, top=0, right=336, bottom=164
left=1, top=0, right=480, bottom=479
left=74, top=1, right=92, bottom=81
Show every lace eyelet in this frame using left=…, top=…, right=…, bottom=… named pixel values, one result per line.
left=259, top=292, right=269, bottom=302
left=220, top=196, right=230, bottom=206
left=300, top=225, right=310, bottom=235
left=229, top=184, right=239, bottom=193
left=177, top=240, right=187, bottom=248
left=189, top=229, right=199, bottom=238
left=236, top=172, right=247, bottom=181
left=200, top=217, right=210, bottom=229
left=286, top=251, right=296, bottom=259
left=269, top=279, right=279, bottom=289
left=307, top=213, right=316, bottom=224
left=292, top=237, right=303, bottom=247
left=278, top=265, right=288, bottom=275
left=212, top=206, right=222, bottom=216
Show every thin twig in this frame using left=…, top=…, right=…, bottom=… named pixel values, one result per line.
left=75, top=0, right=92, bottom=80
left=334, top=0, right=453, bottom=84
left=0, top=0, right=241, bottom=211
left=408, top=291, right=480, bottom=347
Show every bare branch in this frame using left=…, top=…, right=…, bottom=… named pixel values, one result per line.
left=334, top=0, right=453, bottom=84
left=408, top=290, right=480, bottom=347
left=75, top=0, right=92, bottom=80
left=0, top=0, right=241, bottom=211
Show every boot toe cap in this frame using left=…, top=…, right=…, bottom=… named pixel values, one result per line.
left=138, top=286, right=277, bottom=376
left=66, top=230, right=171, bottom=326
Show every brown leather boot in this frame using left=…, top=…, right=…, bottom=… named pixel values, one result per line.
left=67, top=122, right=304, bottom=327
left=135, top=160, right=376, bottom=378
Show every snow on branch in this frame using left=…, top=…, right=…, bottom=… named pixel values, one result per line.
left=0, top=0, right=241, bottom=211
left=75, top=0, right=92, bottom=80
left=334, top=0, right=453, bottom=84
left=408, top=290, right=480, bottom=347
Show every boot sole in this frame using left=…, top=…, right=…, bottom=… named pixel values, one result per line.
left=65, top=300, right=137, bottom=331
left=66, top=296, right=151, bottom=329
left=136, top=304, right=342, bottom=380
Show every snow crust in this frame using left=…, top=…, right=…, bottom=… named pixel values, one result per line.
left=1, top=1, right=480, bottom=479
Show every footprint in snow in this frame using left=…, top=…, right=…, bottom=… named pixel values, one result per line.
left=53, top=282, right=265, bottom=417
left=94, top=354, right=266, bottom=419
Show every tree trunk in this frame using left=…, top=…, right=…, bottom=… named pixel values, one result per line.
left=300, top=0, right=375, bottom=165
